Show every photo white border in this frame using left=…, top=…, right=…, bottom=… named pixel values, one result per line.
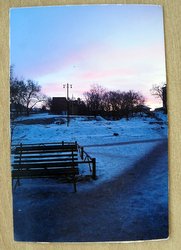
left=0, top=0, right=181, bottom=249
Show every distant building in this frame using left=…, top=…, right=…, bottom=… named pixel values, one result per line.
left=51, top=97, right=67, bottom=114
left=50, top=97, right=81, bottom=115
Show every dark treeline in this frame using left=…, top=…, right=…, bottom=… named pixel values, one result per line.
left=10, top=65, right=147, bottom=120
left=49, top=84, right=146, bottom=119
left=82, top=85, right=145, bottom=119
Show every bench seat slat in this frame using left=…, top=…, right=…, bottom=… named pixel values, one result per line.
left=14, top=153, right=78, bottom=159
left=12, top=142, right=76, bottom=146
left=14, top=157, right=78, bottom=164
left=15, top=148, right=78, bottom=154
left=15, top=145, right=77, bottom=152
left=12, top=162, right=78, bottom=169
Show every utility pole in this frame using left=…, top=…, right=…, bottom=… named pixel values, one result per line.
left=63, top=83, right=72, bottom=127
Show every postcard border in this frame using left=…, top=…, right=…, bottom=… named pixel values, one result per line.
left=0, top=0, right=181, bottom=249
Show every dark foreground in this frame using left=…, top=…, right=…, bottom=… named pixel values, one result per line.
left=13, top=141, right=168, bottom=242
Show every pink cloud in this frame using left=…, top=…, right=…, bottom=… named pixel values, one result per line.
left=41, top=83, right=63, bottom=96
left=24, top=41, right=165, bottom=86
left=78, top=68, right=138, bottom=81
left=31, top=41, right=166, bottom=112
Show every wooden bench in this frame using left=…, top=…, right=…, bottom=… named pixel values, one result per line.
left=11, top=142, right=79, bottom=192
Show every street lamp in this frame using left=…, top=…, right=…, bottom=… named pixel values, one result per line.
left=63, top=83, right=72, bottom=126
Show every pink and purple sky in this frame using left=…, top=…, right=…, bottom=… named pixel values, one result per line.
left=10, top=4, right=166, bottom=109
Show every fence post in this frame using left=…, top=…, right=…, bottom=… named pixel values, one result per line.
left=92, top=158, right=96, bottom=180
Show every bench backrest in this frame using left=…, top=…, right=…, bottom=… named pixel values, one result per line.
left=12, top=142, right=78, bottom=170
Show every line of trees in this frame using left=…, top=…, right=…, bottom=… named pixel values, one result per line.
left=48, top=84, right=146, bottom=119
left=12, top=66, right=166, bottom=119
left=83, top=85, right=145, bottom=119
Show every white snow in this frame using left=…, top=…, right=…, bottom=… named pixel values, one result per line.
left=12, top=112, right=168, bottom=242
left=12, top=113, right=167, bottom=189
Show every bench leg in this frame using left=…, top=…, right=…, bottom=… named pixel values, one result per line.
left=92, top=158, right=96, bottom=180
left=73, top=176, right=77, bottom=193
left=73, top=182, right=77, bottom=192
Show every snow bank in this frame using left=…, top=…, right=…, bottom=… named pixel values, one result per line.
left=12, top=113, right=168, bottom=191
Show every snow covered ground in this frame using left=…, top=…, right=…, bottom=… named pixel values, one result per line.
left=12, top=112, right=168, bottom=242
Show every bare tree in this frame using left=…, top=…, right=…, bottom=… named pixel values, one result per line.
left=83, top=84, right=106, bottom=116
left=150, top=83, right=166, bottom=101
left=102, top=91, right=124, bottom=118
left=122, top=90, right=145, bottom=119
left=10, top=68, right=47, bottom=116
left=22, top=80, right=47, bottom=115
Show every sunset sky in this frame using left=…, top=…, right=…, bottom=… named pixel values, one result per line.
left=10, top=4, right=166, bottom=109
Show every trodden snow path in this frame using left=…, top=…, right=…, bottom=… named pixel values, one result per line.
left=13, top=140, right=168, bottom=242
